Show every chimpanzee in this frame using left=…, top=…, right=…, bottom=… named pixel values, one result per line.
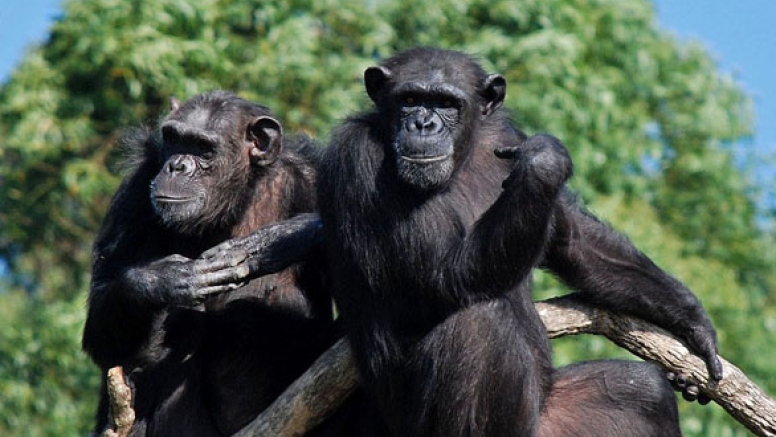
left=313, top=48, right=722, bottom=436
left=82, top=91, right=346, bottom=436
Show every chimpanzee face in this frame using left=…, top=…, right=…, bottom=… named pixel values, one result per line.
left=364, top=50, right=505, bottom=192
left=150, top=95, right=282, bottom=234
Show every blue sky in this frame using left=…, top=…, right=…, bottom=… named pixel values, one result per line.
left=653, top=0, right=776, bottom=202
left=1, top=0, right=774, bottom=194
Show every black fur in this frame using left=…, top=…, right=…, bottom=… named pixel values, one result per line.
left=83, top=91, right=345, bottom=436
left=317, top=48, right=720, bottom=436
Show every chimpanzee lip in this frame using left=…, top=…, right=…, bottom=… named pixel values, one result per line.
left=154, top=195, right=195, bottom=203
left=400, top=154, right=451, bottom=164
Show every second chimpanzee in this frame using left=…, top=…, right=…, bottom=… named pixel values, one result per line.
left=315, top=48, right=722, bottom=436
left=82, top=91, right=344, bottom=436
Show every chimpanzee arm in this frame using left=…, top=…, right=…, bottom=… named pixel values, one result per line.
left=542, top=192, right=723, bottom=380
left=199, top=213, right=323, bottom=280
left=84, top=208, right=322, bottom=366
left=102, top=213, right=324, bottom=309
left=445, top=135, right=572, bottom=298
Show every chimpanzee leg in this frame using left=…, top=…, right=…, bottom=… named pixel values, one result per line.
left=539, top=360, right=681, bottom=437
left=398, top=298, right=547, bottom=437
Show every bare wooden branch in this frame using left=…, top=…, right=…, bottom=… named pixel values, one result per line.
left=106, top=295, right=776, bottom=437
left=101, top=366, right=135, bottom=437
left=536, top=295, right=776, bottom=437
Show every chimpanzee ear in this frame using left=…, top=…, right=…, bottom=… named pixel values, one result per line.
left=170, top=96, right=181, bottom=113
left=481, top=74, right=506, bottom=117
left=247, top=116, right=282, bottom=166
left=365, top=66, right=393, bottom=103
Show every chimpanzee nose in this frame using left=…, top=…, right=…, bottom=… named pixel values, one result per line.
left=409, top=110, right=440, bottom=134
left=415, top=117, right=436, bottom=132
left=167, top=155, right=195, bottom=176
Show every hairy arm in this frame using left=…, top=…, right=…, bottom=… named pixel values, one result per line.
left=542, top=193, right=723, bottom=380
left=199, top=213, right=323, bottom=279
left=446, top=135, right=572, bottom=299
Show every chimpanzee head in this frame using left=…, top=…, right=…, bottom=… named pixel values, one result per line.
left=364, top=48, right=506, bottom=191
left=150, top=91, right=282, bottom=234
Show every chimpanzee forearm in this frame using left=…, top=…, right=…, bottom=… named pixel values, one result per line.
left=83, top=278, right=168, bottom=367
left=200, top=213, right=323, bottom=280
left=543, top=193, right=723, bottom=380
left=446, top=135, right=572, bottom=297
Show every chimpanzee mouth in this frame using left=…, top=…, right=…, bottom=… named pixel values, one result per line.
left=154, top=195, right=196, bottom=204
left=400, top=154, right=451, bottom=164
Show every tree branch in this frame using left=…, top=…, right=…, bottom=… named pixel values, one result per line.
left=106, top=294, right=776, bottom=437
left=536, top=295, right=776, bottom=437
left=101, top=366, right=135, bottom=437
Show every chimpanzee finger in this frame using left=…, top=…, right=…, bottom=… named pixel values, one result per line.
left=688, top=330, right=724, bottom=381
left=681, top=383, right=713, bottom=405
left=682, top=385, right=699, bottom=402
left=200, top=239, right=245, bottom=261
left=667, top=372, right=713, bottom=405
left=165, top=254, right=192, bottom=263
left=195, top=264, right=252, bottom=288
left=672, top=373, right=688, bottom=389
left=195, top=282, right=246, bottom=299
left=194, top=249, right=250, bottom=273
left=706, top=353, right=724, bottom=382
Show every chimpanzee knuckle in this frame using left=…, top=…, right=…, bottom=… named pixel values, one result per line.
left=165, top=254, right=190, bottom=263
left=204, top=266, right=244, bottom=285
left=226, top=249, right=249, bottom=267
left=199, top=247, right=219, bottom=260
left=235, top=264, right=251, bottom=280
left=201, top=241, right=233, bottom=260
left=194, top=255, right=230, bottom=274
left=684, top=385, right=700, bottom=400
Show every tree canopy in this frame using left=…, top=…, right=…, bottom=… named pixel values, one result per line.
left=0, top=0, right=772, bottom=435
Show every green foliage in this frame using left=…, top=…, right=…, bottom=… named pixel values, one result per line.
left=0, top=290, right=99, bottom=436
left=0, top=0, right=772, bottom=435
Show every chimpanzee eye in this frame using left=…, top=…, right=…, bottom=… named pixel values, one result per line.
left=404, top=96, right=415, bottom=105
left=442, top=100, right=454, bottom=108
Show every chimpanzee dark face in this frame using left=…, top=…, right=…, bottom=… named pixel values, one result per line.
left=150, top=93, right=282, bottom=233
left=151, top=119, right=217, bottom=227
left=364, top=50, right=506, bottom=191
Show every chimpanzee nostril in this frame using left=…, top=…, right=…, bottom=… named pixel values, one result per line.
left=167, top=155, right=194, bottom=175
left=412, top=113, right=438, bottom=133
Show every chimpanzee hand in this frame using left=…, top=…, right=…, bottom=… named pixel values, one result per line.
left=123, top=251, right=251, bottom=306
left=495, top=134, right=573, bottom=193
left=200, top=213, right=323, bottom=282
left=680, top=322, right=724, bottom=381
left=667, top=372, right=712, bottom=405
